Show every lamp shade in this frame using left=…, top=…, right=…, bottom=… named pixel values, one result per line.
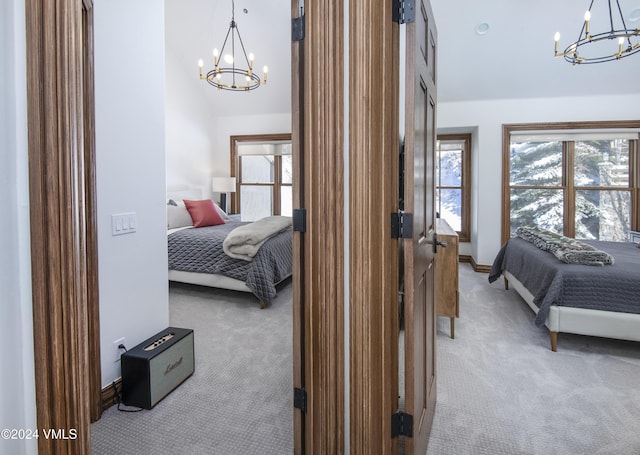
left=211, top=177, right=236, bottom=193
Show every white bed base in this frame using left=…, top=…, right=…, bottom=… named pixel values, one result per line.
left=168, top=270, right=268, bottom=308
left=503, top=271, right=640, bottom=351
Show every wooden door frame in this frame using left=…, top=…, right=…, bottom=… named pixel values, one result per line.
left=25, top=0, right=101, bottom=453
left=349, top=0, right=400, bottom=452
left=295, top=0, right=401, bottom=452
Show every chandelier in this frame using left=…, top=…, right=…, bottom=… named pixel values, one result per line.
left=198, top=0, right=268, bottom=91
left=554, top=0, right=640, bottom=64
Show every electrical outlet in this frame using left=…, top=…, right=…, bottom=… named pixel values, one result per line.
left=113, top=337, right=125, bottom=363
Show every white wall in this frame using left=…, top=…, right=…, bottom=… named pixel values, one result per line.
left=165, top=46, right=218, bottom=195
left=438, top=93, right=640, bottom=265
left=164, top=46, right=291, bottom=200
left=0, top=0, right=37, bottom=454
left=94, top=0, right=170, bottom=387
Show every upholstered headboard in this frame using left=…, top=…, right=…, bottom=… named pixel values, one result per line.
left=166, top=184, right=203, bottom=202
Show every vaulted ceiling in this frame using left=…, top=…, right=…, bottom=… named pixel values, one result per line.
left=165, top=0, right=291, bottom=117
left=431, top=0, right=640, bottom=102
left=165, top=0, right=640, bottom=115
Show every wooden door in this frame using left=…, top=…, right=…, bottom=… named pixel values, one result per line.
left=403, top=1, right=438, bottom=453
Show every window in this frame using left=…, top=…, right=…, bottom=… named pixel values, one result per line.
left=502, top=122, right=640, bottom=244
left=436, top=134, right=471, bottom=242
left=230, top=134, right=292, bottom=221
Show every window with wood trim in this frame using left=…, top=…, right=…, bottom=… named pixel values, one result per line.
left=502, top=122, right=640, bottom=245
left=231, top=134, right=292, bottom=221
left=436, top=134, right=471, bottom=242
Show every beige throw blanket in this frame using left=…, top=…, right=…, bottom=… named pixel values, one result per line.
left=223, top=216, right=292, bottom=261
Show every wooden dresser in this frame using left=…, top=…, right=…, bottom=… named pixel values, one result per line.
left=435, top=219, right=459, bottom=339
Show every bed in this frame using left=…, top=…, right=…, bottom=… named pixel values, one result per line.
left=166, top=187, right=292, bottom=308
left=489, top=236, right=640, bottom=351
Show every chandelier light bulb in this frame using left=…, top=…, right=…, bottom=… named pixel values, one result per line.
left=554, top=32, right=560, bottom=54
left=224, top=54, right=234, bottom=64
left=198, top=59, right=204, bottom=68
left=584, top=11, right=591, bottom=35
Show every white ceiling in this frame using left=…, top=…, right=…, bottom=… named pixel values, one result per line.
left=431, top=0, right=640, bottom=102
left=165, top=0, right=640, bottom=113
left=165, top=0, right=291, bottom=117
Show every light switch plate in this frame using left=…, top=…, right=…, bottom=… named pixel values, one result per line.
left=111, top=212, right=137, bottom=236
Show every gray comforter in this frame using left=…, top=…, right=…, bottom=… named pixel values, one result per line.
left=168, top=222, right=292, bottom=303
left=489, top=238, right=640, bottom=327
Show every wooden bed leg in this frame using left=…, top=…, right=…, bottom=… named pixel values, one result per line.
left=450, top=317, right=455, bottom=340
left=259, top=300, right=265, bottom=310
left=503, top=276, right=509, bottom=290
left=550, top=331, right=558, bottom=352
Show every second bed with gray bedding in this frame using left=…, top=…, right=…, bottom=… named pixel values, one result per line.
left=489, top=238, right=640, bottom=327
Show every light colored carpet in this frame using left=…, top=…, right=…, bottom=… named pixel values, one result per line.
left=92, top=265, right=640, bottom=454
left=91, top=281, right=293, bottom=455
left=426, top=263, right=640, bottom=455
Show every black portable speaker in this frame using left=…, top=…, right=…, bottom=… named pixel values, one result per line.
left=121, top=327, right=194, bottom=409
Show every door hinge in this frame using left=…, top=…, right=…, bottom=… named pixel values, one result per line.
left=294, top=387, right=307, bottom=412
left=392, top=0, right=415, bottom=24
left=391, top=212, right=413, bottom=239
left=293, top=208, right=307, bottom=233
left=391, top=411, right=413, bottom=438
left=292, top=14, right=305, bottom=41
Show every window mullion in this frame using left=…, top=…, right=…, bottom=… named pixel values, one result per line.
left=564, top=141, right=575, bottom=238
left=274, top=156, right=281, bottom=216
left=633, top=140, right=639, bottom=231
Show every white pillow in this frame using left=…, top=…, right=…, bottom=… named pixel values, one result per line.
left=213, top=202, right=230, bottom=220
left=167, top=205, right=194, bottom=229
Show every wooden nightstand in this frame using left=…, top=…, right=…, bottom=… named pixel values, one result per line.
left=435, top=218, right=459, bottom=339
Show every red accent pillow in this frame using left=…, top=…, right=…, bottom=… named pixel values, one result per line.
left=183, top=199, right=226, bottom=227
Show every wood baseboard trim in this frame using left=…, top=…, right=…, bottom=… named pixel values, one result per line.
left=459, top=255, right=492, bottom=273
left=101, top=378, right=122, bottom=413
